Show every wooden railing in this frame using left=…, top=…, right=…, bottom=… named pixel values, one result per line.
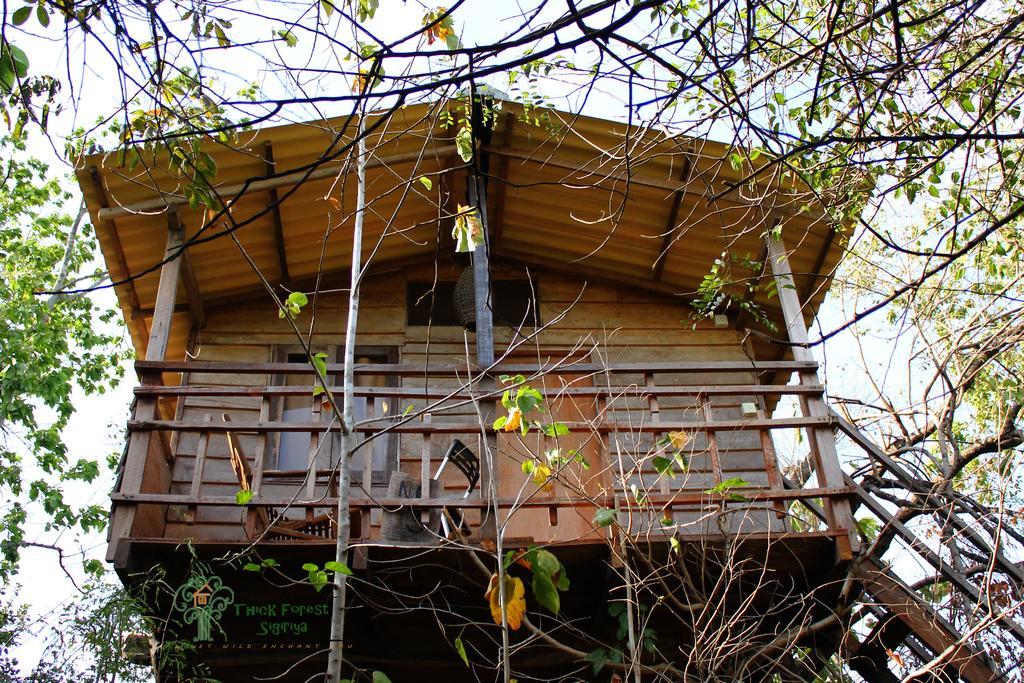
left=107, top=359, right=855, bottom=556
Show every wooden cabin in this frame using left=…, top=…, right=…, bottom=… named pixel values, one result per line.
left=79, top=100, right=858, bottom=681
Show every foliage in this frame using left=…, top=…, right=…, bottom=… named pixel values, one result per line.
left=0, top=582, right=149, bottom=682
left=0, top=137, right=126, bottom=578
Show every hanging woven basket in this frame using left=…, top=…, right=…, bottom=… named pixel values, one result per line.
left=454, top=266, right=477, bottom=332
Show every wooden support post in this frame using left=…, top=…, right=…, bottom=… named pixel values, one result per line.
left=469, top=174, right=494, bottom=367
left=169, top=207, right=206, bottom=331
left=766, top=234, right=859, bottom=556
left=106, top=221, right=184, bottom=564
left=468, top=172, right=497, bottom=538
left=489, top=113, right=514, bottom=251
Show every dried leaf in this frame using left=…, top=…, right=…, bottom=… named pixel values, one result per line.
left=667, top=430, right=689, bottom=450
left=485, top=573, right=526, bottom=630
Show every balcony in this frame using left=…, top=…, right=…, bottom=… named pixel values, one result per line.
left=108, top=358, right=855, bottom=570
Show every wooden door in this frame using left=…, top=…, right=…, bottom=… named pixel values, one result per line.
left=496, top=359, right=611, bottom=545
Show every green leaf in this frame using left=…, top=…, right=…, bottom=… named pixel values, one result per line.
left=371, top=673, right=392, bottom=683
left=214, top=23, right=229, bottom=47
left=455, top=125, right=473, bottom=162
left=541, top=422, right=569, bottom=437
left=418, top=176, right=432, bottom=191
left=325, top=560, right=353, bottom=575
left=277, top=29, right=298, bottom=47
left=312, top=351, right=328, bottom=376
left=454, top=636, right=469, bottom=666
left=594, top=508, right=616, bottom=527
left=235, top=489, right=254, bottom=505
left=705, top=477, right=749, bottom=501
left=533, top=548, right=560, bottom=577
left=36, top=4, right=49, bottom=27
left=243, top=562, right=261, bottom=571
left=302, top=562, right=319, bottom=572
left=585, top=648, right=609, bottom=675
left=531, top=572, right=560, bottom=614
left=321, top=0, right=335, bottom=17
left=12, top=7, right=31, bottom=26
left=0, top=42, right=30, bottom=94
left=652, top=455, right=675, bottom=478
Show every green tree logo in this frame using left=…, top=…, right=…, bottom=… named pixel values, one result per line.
left=173, top=573, right=234, bottom=642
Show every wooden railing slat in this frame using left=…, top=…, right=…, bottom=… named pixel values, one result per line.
left=112, top=485, right=855, bottom=509
left=135, top=359, right=819, bottom=376
left=128, top=416, right=833, bottom=434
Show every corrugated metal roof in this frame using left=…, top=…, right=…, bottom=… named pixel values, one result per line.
left=76, top=100, right=846, bottom=362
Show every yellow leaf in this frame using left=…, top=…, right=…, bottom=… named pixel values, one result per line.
left=503, top=407, right=522, bottom=432
left=531, top=462, right=553, bottom=491
left=485, top=574, right=526, bottom=630
left=667, top=431, right=689, bottom=450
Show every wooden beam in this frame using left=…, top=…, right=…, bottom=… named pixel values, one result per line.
left=127, top=415, right=833, bottom=434
left=800, top=226, right=837, bottom=306
left=86, top=167, right=148, bottom=346
left=652, top=150, right=695, bottom=281
left=766, top=234, right=859, bottom=555
left=481, top=144, right=818, bottom=219
left=488, top=113, right=514, bottom=251
left=135, top=358, right=819, bottom=376
left=111, top=486, right=853, bottom=508
left=134, top=383, right=826, bottom=399
left=170, top=208, right=206, bottom=330
left=145, top=223, right=185, bottom=360
left=96, top=144, right=459, bottom=221
left=496, top=248, right=687, bottom=298
left=130, top=252, right=441, bottom=320
left=262, top=141, right=290, bottom=283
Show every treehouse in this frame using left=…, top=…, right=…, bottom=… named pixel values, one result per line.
left=79, top=100, right=862, bottom=681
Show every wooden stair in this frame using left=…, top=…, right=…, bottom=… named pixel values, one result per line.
left=831, top=412, right=1020, bottom=682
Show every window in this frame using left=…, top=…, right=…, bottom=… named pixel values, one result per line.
left=406, top=279, right=541, bottom=328
left=277, top=351, right=325, bottom=471
left=271, top=348, right=399, bottom=485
